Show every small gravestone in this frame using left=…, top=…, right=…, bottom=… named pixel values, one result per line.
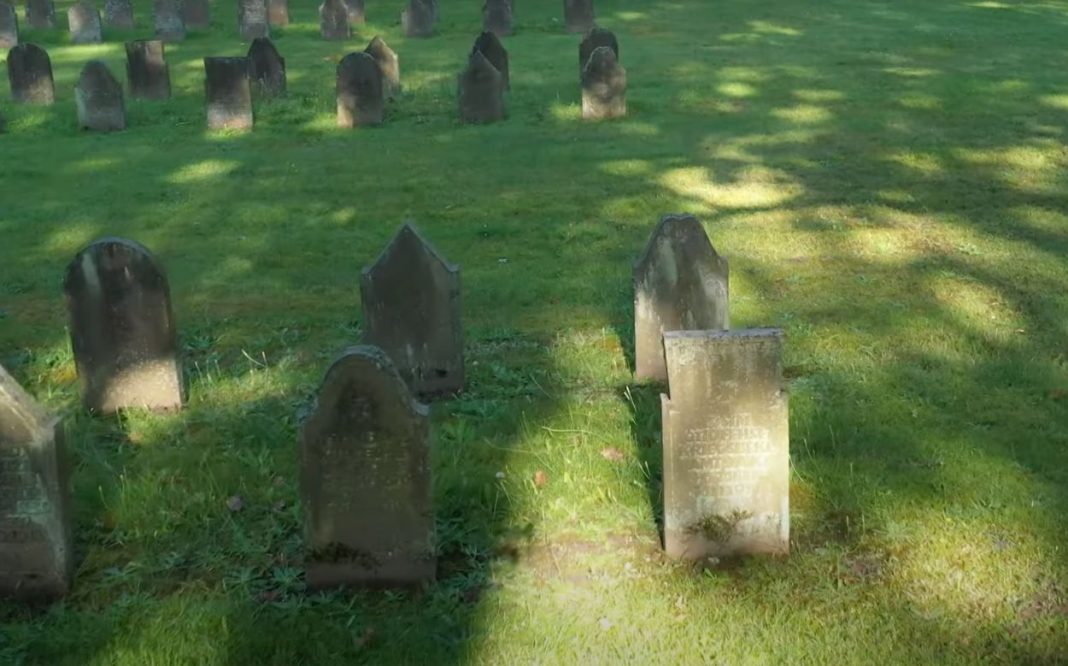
left=365, top=36, right=399, bottom=99
left=103, top=0, right=133, bottom=28
left=581, top=46, right=625, bottom=119
left=267, top=0, right=287, bottom=26
left=0, top=109, right=6, bottom=132
left=0, top=364, right=73, bottom=601
left=633, top=214, right=728, bottom=383
left=472, top=31, right=507, bottom=90
left=204, top=56, right=252, bottom=130
left=63, top=238, right=183, bottom=413
left=0, top=2, right=18, bottom=49
left=7, top=43, right=54, bottom=105
left=238, top=0, right=268, bottom=39
left=579, top=25, right=617, bottom=71
left=318, top=0, right=348, bottom=40
left=75, top=60, right=125, bottom=131
left=361, top=223, right=463, bottom=396
left=25, top=0, right=54, bottom=29
left=154, top=0, right=184, bottom=41
left=68, top=1, right=102, bottom=44
left=343, top=0, right=363, bottom=23
left=401, top=0, right=433, bottom=38
left=126, top=39, right=170, bottom=100
left=336, top=51, right=382, bottom=127
left=183, top=0, right=209, bottom=29
left=661, top=329, right=789, bottom=559
left=301, top=346, right=435, bottom=589
left=563, top=0, right=592, bottom=33
left=457, top=50, right=503, bottom=124
left=482, top=0, right=511, bottom=37
left=248, top=37, right=285, bottom=97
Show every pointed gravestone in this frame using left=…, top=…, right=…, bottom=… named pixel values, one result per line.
left=68, top=1, right=102, bottom=44
left=342, top=0, right=363, bottom=24
left=248, top=37, right=285, bottom=97
left=336, top=51, right=382, bottom=127
left=472, top=31, right=508, bottom=90
left=154, top=0, right=184, bottom=41
left=563, top=0, right=592, bottom=33
left=661, top=329, right=789, bottom=560
left=183, top=0, right=209, bottom=29
left=204, top=56, right=252, bottom=130
left=401, top=0, right=433, bottom=38
left=301, top=346, right=435, bottom=589
left=318, top=0, right=348, bottom=40
left=458, top=51, right=503, bottom=124
left=7, top=43, right=54, bottom=105
left=0, top=364, right=73, bottom=601
left=365, top=36, right=399, bottom=99
left=267, top=0, right=287, bottom=26
left=633, top=214, right=729, bottom=383
left=579, top=25, right=617, bottom=72
left=103, top=0, right=133, bottom=28
left=360, top=224, right=463, bottom=397
left=0, top=2, right=18, bottom=50
left=75, top=60, right=125, bottom=131
left=63, top=238, right=183, bottom=413
left=581, top=45, right=625, bottom=119
left=238, top=0, right=268, bottom=40
left=25, top=0, right=54, bottom=29
left=126, top=39, right=170, bottom=100
left=482, top=0, right=511, bottom=37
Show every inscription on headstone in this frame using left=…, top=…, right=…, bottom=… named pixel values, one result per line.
left=342, top=0, right=363, bottom=23
left=25, top=0, right=54, bottom=29
left=579, top=25, right=617, bottom=71
left=248, top=37, right=285, bottom=97
left=365, top=36, right=400, bottom=99
left=482, top=0, right=511, bottom=37
left=581, top=45, right=625, bottom=119
left=126, top=39, right=171, bottom=100
left=0, top=1, right=19, bottom=49
left=75, top=60, right=125, bottom=131
left=472, top=30, right=508, bottom=90
left=401, top=0, right=434, bottom=38
left=68, top=1, right=102, bottom=44
left=318, top=0, right=349, bottom=40
left=237, top=0, right=268, bottom=40
left=336, top=51, right=383, bottom=127
left=458, top=50, right=503, bottom=124
left=267, top=0, right=287, bottom=26
left=103, top=0, right=133, bottom=28
left=7, top=43, right=54, bottom=105
left=204, top=56, right=252, bottom=130
left=183, top=0, right=209, bottom=29
left=563, top=0, right=593, bottom=33
left=154, top=0, right=185, bottom=41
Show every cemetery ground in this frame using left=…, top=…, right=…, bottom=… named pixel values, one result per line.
left=2, top=0, right=1068, bottom=662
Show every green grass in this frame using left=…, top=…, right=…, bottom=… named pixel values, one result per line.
left=3, top=0, right=1068, bottom=662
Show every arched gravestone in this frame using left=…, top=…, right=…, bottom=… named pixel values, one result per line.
left=401, top=0, right=434, bottom=38
left=126, top=39, right=170, bottom=100
left=360, top=224, right=463, bottom=396
left=457, top=50, right=503, bottom=124
left=0, top=2, right=18, bottom=50
left=579, top=25, right=617, bottom=72
left=267, top=0, right=287, bottom=26
left=0, top=364, right=72, bottom=601
left=581, top=45, right=625, bottom=119
left=25, top=0, right=54, bottom=29
left=318, top=0, right=348, bottom=41
left=336, top=51, right=383, bottom=127
left=204, top=56, right=252, bottom=130
left=183, top=0, right=209, bottom=29
left=154, top=0, right=185, bottom=41
left=7, top=43, right=54, bottom=105
left=238, top=0, right=268, bottom=40
left=563, top=0, right=592, bottom=33
left=248, top=37, right=285, bottom=97
left=68, top=1, right=102, bottom=44
left=75, top=60, right=125, bottom=131
left=661, top=329, right=789, bottom=559
left=63, top=238, right=183, bottom=413
left=103, top=0, right=133, bottom=28
left=633, top=214, right=729, bottom=383
left=472, top=30, right=507, bottom=90
left=365, top=36, right=399, bottom=99
left=342, top=0, right=363, bottom=24
left=482, top=0, right=511, bottom=37
left=301, top=346, right=435, bottom=589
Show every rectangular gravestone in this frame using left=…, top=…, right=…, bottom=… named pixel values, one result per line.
left=204, top=56, right=252, bottom=130
left=183, top=0, right=209, bottom=29
left=267, top=0, right=287, bottom=26
left=0, top=364, right=72, bottom=600
left=661, top=329, right=789, bottom=560
left=563, top=0, right=593, bottom=33
left=0, top=1, right=18, bottom=49
left=25, top=0, right=54, bottom=29
left=126, top=39, right=170, bottom=100
left=68, top=1, right=102, bottom=44
left=238, top=0, right=268, bottom=40
left=154, top=0, right=184, bottom=41
left=103, top=0, right=132, bottom=28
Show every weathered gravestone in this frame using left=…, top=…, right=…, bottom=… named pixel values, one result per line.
left=401, top=0, right=434, bottom=38
left=365, top=36, right=399, bottom=99
left=238, top=0, right=268, bottom=40
left=0, top=2, right=18, bottom=50
left=267, top=0, right=287, bottom=25
left=482, top=0, right=511, bottom=37
left=63, top=238, right=183, bottom=413
left=343, top=0, right=363, bottom=24
left=0, top=364, right=73, bottom=601
left=7, top=43, right=54, bottom=105
left=633, top=214, right=728, bottom=383
left=336, top=51, right=382, bottom=127
left=661, top=329, right=789, bottom=559
left=204, top=56, right=252, bottom=130
left=125, top=39, right=170, bottom=100
left=581, top=45, right=625, bottom=119
left=183, top=0, right=209, bottom=29
left=301, top=346, right=435, bottom=589
left=25, top=0, right=54, bottom=29
left=75, top=60, right=125, bottom=131
left=472, top=30, right=507, bottom=90
left=0, top=108, right=6, bottom=132
left=318, top=0, right=348, bottom=41
left=154, top=0, right=185, bottom=41
left=579, top=25, right=617, bottom=72
left=457, top=50, right=503, bottom=124
left=563, top=0, right=592, bottom=33
left=361, top=223, right=463, bottom=396
left=248, top=37, right=285, bottom=97
left=68, top=1, right=102, bottom=44
left=103, top=0, right=133, bottom=28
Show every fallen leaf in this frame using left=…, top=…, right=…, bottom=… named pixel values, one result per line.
left=601, top=447, right=625, bottom=462
left=533, top=470, right=549, bottom=488
left=226, top=495, right=244, bottom=512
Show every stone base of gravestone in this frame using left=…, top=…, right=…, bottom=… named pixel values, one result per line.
left=482, top=0, right=512, bottom=37
left=268, top=0, right=287, bottom=26
left=26, top=0, right=54, bottom=28
left=319, top=0, right=349, bottom=40
left=336, top=52, right=383, bottom=127
left=103, top=0, right=133, bottom=28
left=7, top=43, right=55, bottom=105
left=401, top=0, right=434, bottom=38
left=458, top=51, right=503, bottom=124
left=183, top=0, right=209, bottom=29
left=564, top=0, right=593, bottom=33
left=581, top=46, right=625, bottom=119
left=68, top=1, right=102, bottom=44
left=126, top=39, right=170, bottom=100
left=472, top=31, right=508, bottom=90
left=204, top=57, right=253, bottom=130
left=365, top=36, right=400, bottom=99
left=238, top=0, right=269, bottom=40
left=579, top=26, right=618, bottom=72
left=248, top=37, right=285, bottom=98
left=154, top=0, right=185, bottom=41
left=76, top=60, right=125, bottom=131
left=0, top=1, right=19, bottom=49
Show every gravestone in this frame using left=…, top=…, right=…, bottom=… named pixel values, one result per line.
left=154, top=0, right=185, bottom=41
left=361, top=223, right=463, bottom=396
left=68, top=1, right=102, bottom=44
left=457, top=50, right=503, bottom=124
left=183, top=0, right=209, bottom=29
left=75, top=60, right=125, bottom=131
left=204, top=56, right=252, bottom=130
left=0, top=109, right=5, bottom=132
left=581, top=45, right=625, bottom=119
left=318, top=0, right=348, bottom=41
left=25, top=0, right=54, bottom=29
left=0, top=2, right=18, bottom=49
left=472, top=31, right=507, bottom=90
left=103, top=0, right=133, bottom=28
left=267, top=0, right=287, bottom=26
left=248, top=37, right=285, bottom=97
left=482, top=0, right=511, bottom=37
left=336, top=51, right=382, bottom=127
left=125, top=39, right=170, bottom=100
left=661, top=329, right=789, bottom=559
left=237, top=0, right=268, bottom=40
left=365, top=36, right=399, bottom=99
left=563, top=0, right=592, bottom=33
left=7, top=43, right=54, bottom=105
left=401, top=0, right=433, bottom=38
left=342, top=0, right=362, bottom=23
left=633, top=214, right=729, bottom=383
left=0, top=364, right=73, bottom=601
left=63, top=238, right=183, bottom=413
left=579, top=25, right=617, bottom=71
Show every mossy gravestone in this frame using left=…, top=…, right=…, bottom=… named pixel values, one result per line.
left=318, top=0, right=349, bottom=41
left=238, top=0, right=268, bottom=40
left=0, top=364, right=72, bottom=600
left=633, top=214, right=728, bottom=383
left=204, top=56, right=252, bottom=130
left=579, top=25, right=617, bottom=72
left=301, top=346, right=435, bottom=589
left=103, top=0, right=133, bottom=29
left=472, top=30, right=508, bottom=90
left=0, top=2, right=18, bottom=50
left=458, top=50, right=503, bottom=124
left=661, top=329, right=789, bottom=559
left=336, top=51, right=382, bottom=127
left=183, top=0, right=209, bottom=30
left=126, top=39, right=170, bottom=100
left=7, top=43, right=53, bottom=105
left=75, top=60, right=125, bottom=131
left=361, top=223, right=463, bottom=397
left=401, top=0, right=434, bottom=38
left=248, top=37, right=285, bottom=98
left=482, top=0, right=512, bottom=37
left=563, top=0, right=593, bottom=33
left=581, top=45, right=625, bottom=119
left=63, top=238, right=183, bottom=413
left=68, top=1, right=102, bottom=44
left=25, top=0, right=54, bottom=29
left=154, top=0, right=184, bottom=41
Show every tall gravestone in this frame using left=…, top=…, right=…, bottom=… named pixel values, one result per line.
left=318, top=0, right=348, bottom=40
left=472, top=31, right=507, bottom=90
left=126, top=39, right=170, bottom=100
left=342, top=0, right=363, bottom=23
left=661, top=329, right=789, bottom=559
left=7, top=43, right=54, bottom=105
left=154, top=0, right=185, bottom=41
left=365, top=36, right=399, bottom=99
left=68, top=1, right=102, bottom=44
left=267, top=0, right=287, bottom=26
left=103, top=0, right=133, bottom=28
left=401, top=0, right=433, bottom=38
left=579, top=25, right=617, bottom=71
left=25, top=0, right=54, bottom=29
left=633, top=214, right=729, bottom=383
left=563, top=0, right=592, bottom=33
left=183, top=0, right=209, bottom=29
left=581, top=46, right=625, bottom=119
left=336, top=51, right=382, bottom=127
left=238, top=0, right=268, bottom=39
left=361, top=223, right=463, bottom=396
left=75, top=60, right=125, bottom=131
left=63, top=238, right=183, bottom=413
left=0, top=364, right=73, bottom=601
left=301, top=346, right=435, bottom=589
left=204, top=56, right=252, bottom=130
left=248, top=37, right=285, bottom=97
left=0, top=2, right=18, bottom=49
left=482, top=0, right=511, bottom=37
left=458, top=51, right=503, bottom=124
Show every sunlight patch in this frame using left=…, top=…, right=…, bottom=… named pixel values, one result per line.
left=599, top=160, right=651, bottom=177
left=660, top=167, right=798, bottom=209
left=747, top=20, right=800, bottom=36
left=770, top=104, right=831, bottom=124
left=1039, top=94, right=1068, bottom=110
left=793, top=89, right=845, bottom=103
left=168, top=160, right=240, bottom=184
left=886, top=151, right=943, bottom=176
left=717, top=82, right=758, bottom=98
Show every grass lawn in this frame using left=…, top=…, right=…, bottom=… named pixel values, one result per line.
left=3, top=0, right=1068, bottom=662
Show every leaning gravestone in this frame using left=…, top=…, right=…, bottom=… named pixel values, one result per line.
left=563, top=0, right=592, bottom=33
left=318, top=0, right=348, bottom=40
left=579, top=25, right=617, bottom=71
left=458, top=50, right=503, bottom=124
left=103, top=0, right=133, bottom=28
left=633, top=214, right=728, bottom=383
left=7, top=43, right=54, bottom=105
left=0, top=2, right=18, bottom=49
left=361, top=224, right=463, bottom=396
left=68, top=1, right=102, bottom=44
left=75, top=60, right=125, bottom=131
left=472, top=30, right=508, bottom=90
left=154, top=0, right=185, bottom=41
left=248, top=37, right=285, bottom=97
left=25, top=0, right=54, bottom=29
left=401, top=0, right=434, bottom=38
left=204, top=56, right=252, bottom=130
left=301, top=346, right=435, bottom=589
left=0, top=364, right=73, bottom=601
left=336, top=51, right=382, bottom=127
left=126, top=39, right=170, bottom=100
left=63, top=238, right=183, bottom=413
left=661, top=329, right=789, bottom=559
left=238, top=0, right=268, bottom=39
left=267, top=0, right=286, bottom=25
left=581, top=46, right=625, bottom=119
left=365, top=36, right=400, bottom=99
left=482, top=0, right=512, bottom=37
left=343, top=0, right=363, bottom=23
left=183, top=0, right=209, bottom=29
